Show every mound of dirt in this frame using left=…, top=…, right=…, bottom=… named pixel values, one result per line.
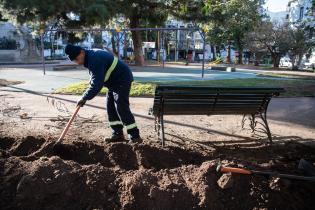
left=1, top=136, right=315, bottom=210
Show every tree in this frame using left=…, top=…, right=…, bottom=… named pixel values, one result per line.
left=113, top=1, right=168, bottom=66
left=224, top=0, right=262, bottom=64
left=203, top=0, right=262, bottom=64
left=0, top=0, right=111, bottom=27
left=170, top=0, right=262, bottom=64
left=245, top=21, right=291, bottom=68
left=0, top=0, right=169, bottom=66
left=169, top=0, right=225, bottom=60
left=287, top=26, right=315, bottom=70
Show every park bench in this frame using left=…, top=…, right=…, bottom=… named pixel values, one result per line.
left=149, top=85, right=285, bottom=146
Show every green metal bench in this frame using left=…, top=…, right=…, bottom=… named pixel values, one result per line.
left=149, top=85, right=285, bottom=146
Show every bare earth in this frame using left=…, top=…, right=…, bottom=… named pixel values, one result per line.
left=1, top=90, right=315, bottom=209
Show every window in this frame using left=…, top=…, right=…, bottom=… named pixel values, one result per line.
left=299, top=7, right=304, bottom=20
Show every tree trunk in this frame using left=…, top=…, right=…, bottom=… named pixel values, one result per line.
left=235, top=37, right=243, bottom=64
left=297, top=53, right=303, bottom=70
left=130, top=16, right=144, bottom=66
left=271, top=53, right=280, bottom=68
left=254, top=53, right=261, bottom=66
left=226, top=44, right=231, bottom=63
left=211, top=45, right=216, bottom=61
left=111, top=34, right=117, bottom=55
left=238, top=48, right=243, bottom=64
left=291, top=55, right=297, bottom=70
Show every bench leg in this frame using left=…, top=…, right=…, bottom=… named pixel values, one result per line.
left=259, top=111, right=272, bottom=143
left=246, top=112, right=272, bottom=143
left=154, top=116, right=158, bottom=132
left=249, top=114, right=257, bottom=133
left=241, top=115, right=246, bottom=129
left=161, top=114, right=165, bottom=147
left=156, top=116, right=161, bottom=139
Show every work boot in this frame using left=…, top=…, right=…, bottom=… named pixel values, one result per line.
left=128, top=135, right=143, bottom=144
left=104, top=132, right=125, bottom=143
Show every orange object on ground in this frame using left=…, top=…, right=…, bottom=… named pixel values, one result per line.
left=217, top=164, right=252, bottom=175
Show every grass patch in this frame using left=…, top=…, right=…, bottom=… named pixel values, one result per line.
left=54, top=81, right=155, bottom=97
left=54, top=78, right=315, bottom=97
left=257, top=72, right=315, bottom=80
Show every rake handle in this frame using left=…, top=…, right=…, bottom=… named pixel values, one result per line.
left=217, top=164, right=252, bottom=175
left=217, top=165, right=315, bottom=182
left=57, top=105, right=81, bottom=143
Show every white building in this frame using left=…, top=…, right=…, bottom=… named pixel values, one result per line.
left=0, top=22, right=40, bottom=62
left=286, top=0, right=315, bottom=27
left=165, top=19, right=213, bottom=62
left=285, top=0, right=315, bottom=66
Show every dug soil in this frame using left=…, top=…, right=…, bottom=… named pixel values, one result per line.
left=1, top=135, right=315, bottom=210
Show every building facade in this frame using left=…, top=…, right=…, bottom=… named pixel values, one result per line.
left=286, top=0, right=315, bottom=65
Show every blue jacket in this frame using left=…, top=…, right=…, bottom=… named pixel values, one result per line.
left=82, top=50, right=133, bottom=100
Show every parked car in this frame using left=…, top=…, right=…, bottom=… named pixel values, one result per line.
left=304, top=61, right=315, bottom=69
left=279, top=58, right=292, bottom=68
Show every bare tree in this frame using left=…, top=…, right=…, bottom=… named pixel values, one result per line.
left=245, top=21, right=291, bottom=68
left=287, top=26, right=314, bottom=70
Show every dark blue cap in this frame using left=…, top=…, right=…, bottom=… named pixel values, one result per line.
left=65, top=44, right=82, bottom=61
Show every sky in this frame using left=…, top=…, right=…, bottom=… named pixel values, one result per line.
left=265, top=0, right=290, bottom=12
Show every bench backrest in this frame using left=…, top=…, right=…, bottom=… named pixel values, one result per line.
left=152, top=85, right=285, bottom=116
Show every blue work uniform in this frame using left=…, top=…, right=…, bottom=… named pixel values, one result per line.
left=82, top=49, right=139, bottom=137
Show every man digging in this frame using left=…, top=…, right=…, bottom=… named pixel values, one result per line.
left=65, top=44, right=142, bottom=144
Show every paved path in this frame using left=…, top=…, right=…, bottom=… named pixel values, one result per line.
left=1, top=63, right=261, bottom=93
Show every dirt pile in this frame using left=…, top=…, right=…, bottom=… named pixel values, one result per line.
left=1, top=136, right=315, bottom=210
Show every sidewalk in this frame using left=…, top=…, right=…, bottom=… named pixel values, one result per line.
left=1, top=64, right=258, bottom=93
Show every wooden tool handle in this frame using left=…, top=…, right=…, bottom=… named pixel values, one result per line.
left=57, top=106, right=81, bottom=143
left=217, top=164, right=252, bottom=175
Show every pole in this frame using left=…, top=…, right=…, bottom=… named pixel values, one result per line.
left=157, top=30, right=160, bottom=64
left=41, top=34, right=46, bottom=75
left=124, top=32, right=127, bottom=62
left=162, top=30, right=165, bottom=68
left=202, top=32, right=206, bottom=78
left=175, top=29, right=178, bottom=62
left=117, top=32, right=120, bottom=59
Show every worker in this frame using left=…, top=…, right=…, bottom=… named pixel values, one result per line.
left=65, top=44, right=141, bottom=144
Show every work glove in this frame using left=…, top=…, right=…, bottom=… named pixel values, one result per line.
left=77, top=98, right=86, bottom=107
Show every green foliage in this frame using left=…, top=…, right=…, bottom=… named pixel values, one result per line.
left=287, top=26, right=315, bottom=70
left=169, top=0, right=213, bottom=22
left=246, top=20, right=315, bottom=69
left=0, top=0, right=112, bottom=30
left=245, top=21, right=292, bottom=67
left=206, top=0, right=261, bottom=56
left=171, top=0, right=261, bottom=64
